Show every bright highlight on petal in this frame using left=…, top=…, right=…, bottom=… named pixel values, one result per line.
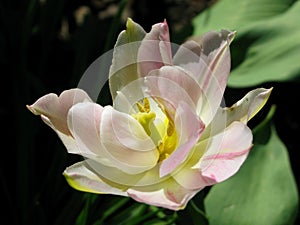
left=27, top=18, right=272, bottom=211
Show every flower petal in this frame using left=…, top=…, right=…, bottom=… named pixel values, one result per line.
left=199, top=121, right=253, bottom=183
left=172, top=167, right=215, bottom=190
left=202, top=88, right=272, bottom=139
left=100, top=106, right=159, bottom=174
left=67, top=102, right=105, bottom=158
left=27, top=89, right=92, bottom=154
left=137, top=20, right=172, bottom=77
left=173, top=40, right=202, bottom=65
left=27, top=88, right=92, bottom=135
left=127, top=178, right=198, bottom=210
left=63, top=160, right=128, bottom=196
left=199, top=31, right=236, bottom=123
left=229, top=87, right=273, bottom=123
left=145, top=66, right=201, bottom=120
left=112, top=78, right=146, bottom=114
left=176, top=31, right=235, bottom=124
left=109, top=18, right=146, bottom=100
left=85, top=158, right=169, bottom=187
left=159, top=102, right=205, bottom=177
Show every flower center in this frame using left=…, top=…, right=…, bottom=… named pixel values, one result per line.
left=132, top=98, right=178, bottom=162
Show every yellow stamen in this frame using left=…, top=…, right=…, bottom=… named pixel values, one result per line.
left=132, top=98, right=161, bottom=145
left=137, top=98, right=151, bottom=113
left=158, top=120, right=178, bottom=161
left=132, top=111, right=156, bottom=136
left=132, top=98, right=178, bottom=162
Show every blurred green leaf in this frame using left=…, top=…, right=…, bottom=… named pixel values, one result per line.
left=192, top=0, right=300, bottom=87
left=193, top=0, right=294, bottom=34
left=177, top=191, right=209, bottom=225
left=75, top=194, right=98, bottom=225
left=204, top=106, right=299, bottom=225
left=92, top=197, right=131, bottom=225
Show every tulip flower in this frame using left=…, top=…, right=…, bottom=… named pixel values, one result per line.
left=27, top=18, right=272, bottom=210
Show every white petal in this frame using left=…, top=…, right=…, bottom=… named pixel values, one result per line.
left=100, top=106, right=159, bottom=174
left=127, top=178, right=199, bottom=210
left=63, top=160, right=128, bottom=196
left=67, top=102, right=105, bottom=158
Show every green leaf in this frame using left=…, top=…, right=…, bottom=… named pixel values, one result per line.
left=192, top=0, right=294, bottom=34
left=192, top=0, right=300, bottom=87
left=204, top=107, right=299, bottom=225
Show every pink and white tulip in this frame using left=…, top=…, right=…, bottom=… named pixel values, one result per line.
left=27, top=18, right=272, bottom=210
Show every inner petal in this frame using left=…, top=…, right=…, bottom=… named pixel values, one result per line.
left=132, top=97, right=179, bottom=163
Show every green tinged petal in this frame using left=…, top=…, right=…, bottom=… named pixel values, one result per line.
left=63, top=160, right=128, bottom=196
left=225, top=87, right=272, bottom=123
left=109, top=18, right=146, bottom=100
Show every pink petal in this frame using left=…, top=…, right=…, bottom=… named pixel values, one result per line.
left=199, top=121, right=253, bottom=183
left=127, top=178, right=199, bottom=210
left=27, top=88, right=92, bottom=135
left=145, top=66, right=201, bottom=120
left=159, top=102, right=205, bottom=177
left=173, top=31, right=235, bottom=124
left=27, top=89, right=92, bottom=154
left=174, top=121, right=252, bottom=189
left=137, top=20, right=172, bottom=77
left=173, top=40, right=202, bottom=65
left=196, top=30, right=235, bottom=123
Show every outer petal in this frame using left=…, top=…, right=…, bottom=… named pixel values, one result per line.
left=100, top=106, right=159, bottom=174
left=159, top=102, right=205, bottom=177
left=85, top=158, right=168, bottom=187
left=173, top=121, right=252, bottom=189
left=227, top=87, right=273, bottom=123
left=27, top=89, right=92, bottom=153
left=202, top=88, right=272, bottom=139
left=109, top=18, right=146, bottom=100
left=137, top=20, right=172, bottom=77
left=63, top=160, right=128, bottom=196
left=199, top=31, right=236, bottom=124
left=199, top=121, right=252, bottom=183
left=127, top=178, right=199, bottom=210
left=176, top=31, right=235, bottom=124
left=172, top=167, right=215, bottom=190
left=173, top=88, right=271, bottom=189
left=27, top=88, right=92, bottom=135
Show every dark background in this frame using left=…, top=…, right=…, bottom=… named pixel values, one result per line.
left=0, top=0, right=298, bottom=224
